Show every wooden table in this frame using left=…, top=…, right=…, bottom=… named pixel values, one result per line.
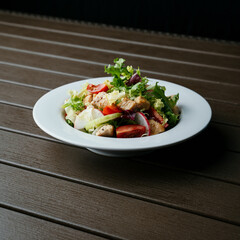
left=0, top=11, right=240, bottom=240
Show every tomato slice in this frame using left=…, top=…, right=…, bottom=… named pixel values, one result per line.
left=116, top=125, right=146, bottom=138
left=103, top=104, right=122, bottom=115
left=87, top=83, right=109, bottom=94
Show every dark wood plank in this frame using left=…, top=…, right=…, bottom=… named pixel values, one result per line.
left=1, top=128, right=240, bottom=224
left=0, top=82, right=46, bottom=108
left=0, top=98, right=240, bottom=153
left=1, top=163, right=240, bottom=240
left=0, top=63, right=83, bottom=89
left=1, top=11, right=240, bottom=240
left=1, top=101, right=240, bottom=180
left=0, top=48, right=103, bottom=78
left=0, top=207, right=104, bottom=240
left=0, top=11, right=239, bottom=56
left=0, top=103, right=52, bottom=138
left=1, top=79, right=240, bottom=153
left=0, top=12, right=239, bottom=240
left=0, top=35, right=239, bottom=87
left=208, top=100, right=240, bottom=126
left=1, top=107, right=240, bottom=182
left=0, top=23, right=239, bottom=70
left=1, top=81, right=240, bottom=127
left=140, top=125, right=240, bottom=182
left=0, top=57, right=239, bottom=106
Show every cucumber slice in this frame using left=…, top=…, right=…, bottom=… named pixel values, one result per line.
left=85, top=113, right=122, bottom=131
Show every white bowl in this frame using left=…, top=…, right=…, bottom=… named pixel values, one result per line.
left=33, top=77, right=212, bottom=157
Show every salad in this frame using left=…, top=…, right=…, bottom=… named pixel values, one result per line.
left=62, top=58, right=180, bottom=138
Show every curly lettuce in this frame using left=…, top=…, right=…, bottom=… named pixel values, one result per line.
left=104, top=58, right=180, bottom=127
left=151, top=83, right=179, bottom=126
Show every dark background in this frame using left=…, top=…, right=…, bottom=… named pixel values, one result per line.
left=1, top=0, right=239, bottom=42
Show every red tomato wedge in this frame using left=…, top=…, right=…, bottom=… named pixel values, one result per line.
left=116, top=125, right=146, bottom=138
left=87, top=83, right=109, bottom=94
left=103, top=104, right=122, bottom=115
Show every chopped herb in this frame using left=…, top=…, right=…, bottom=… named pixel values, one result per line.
left=66, top=119, right=74, bottom=127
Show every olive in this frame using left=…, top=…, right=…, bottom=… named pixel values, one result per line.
left=126, top=73, right=141, bottom=86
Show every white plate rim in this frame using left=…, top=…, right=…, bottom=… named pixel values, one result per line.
left=33, top=77, right=212, bottom=152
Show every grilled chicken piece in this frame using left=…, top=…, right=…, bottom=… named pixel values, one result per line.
left=95, top=125, right=114, bottom=137
left=91, top=92, right=109, bottom=110
left=134, top=96, right=150, bottom=111
left=117, top=98, right=137, bottom=111
left=149, top=119, right=165, bottom=135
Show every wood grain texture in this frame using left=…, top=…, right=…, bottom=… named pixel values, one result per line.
left=0, top=23, right=239, bottom=70
left=0, top=82, right=46, bottom=108
left=0, top=207, right=104, bottom=240
left=1, top=113, right=240, bottom=183
left=1, top=164, right=240, bottom=240
left=0, top=103, right=51, bottom=138
left=0, top=11, right=239, bottom=56
left=0, top=11, right=240, bottom=240
left=0, top=63, right=83, bottom=89
left=1, top=64, right=240, bottom=109
left=0, top=73, right=240, bottom=125
left=0, top=103, right=239, bottom=152
left=0, top=48, right=102, bottom=78
left=1, top=129, right=240, bottom=225
left=0, top=35, right=239, bottom=87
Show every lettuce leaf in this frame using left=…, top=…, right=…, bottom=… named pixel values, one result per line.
left=151, top=83, right=179, bottom=127
left=104, top=58, right=128, bottom=87
left=62, top=94, right=85, bottom=111
left=168, top=94, right=179, bottom=109
left=128, top=77, right=148, bottom=98
left=105, top=58, right=149, bottom=98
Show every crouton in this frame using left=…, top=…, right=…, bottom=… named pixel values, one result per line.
left=134, top=96, right=150, bottom=110
left=173, top=105, right=180, bottom=115
left=149, top=119, right=165, bottom=135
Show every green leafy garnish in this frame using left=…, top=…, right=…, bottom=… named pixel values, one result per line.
left=104, top=58, right=180, bottom=128
left=150, top=83, right=179, bottom=126
left=105, top=58, right=149, bottom=98
left=104, top=58, right=136, bottom=87
left=128, top=77, right=148, bottom=98
left=105, top=58, right=127, bottom=87
left=66, top=119, right=74, bottom=127
left=168, top=94, right=179, bottom=109
left=62, top=95, right=85, bottom=111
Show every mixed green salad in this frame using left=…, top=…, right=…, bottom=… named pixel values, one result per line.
left=62, top=58, right=180, bottom=138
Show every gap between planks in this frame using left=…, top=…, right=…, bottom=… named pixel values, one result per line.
left=1, top=157, right=240, bottom=228
left=0, top=207, right=108, bottom=240
left=0, top=78, right=239, bottom=108
left=0, top=156, right=240, bottom=229
left=2, top=162, right=240, bottom=239
left=0, top=20, right=239, bottom=59
left=0, top=58, right=239, bottom=90
left=0, top=202, right=122, bottom=240
left=0, top=61, right=89, bottom=79
left=0, top=45, right=239, bottom=88
left=0, top=123, right=240, bottom=186
left=0, top=32, right=239, bottom=73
